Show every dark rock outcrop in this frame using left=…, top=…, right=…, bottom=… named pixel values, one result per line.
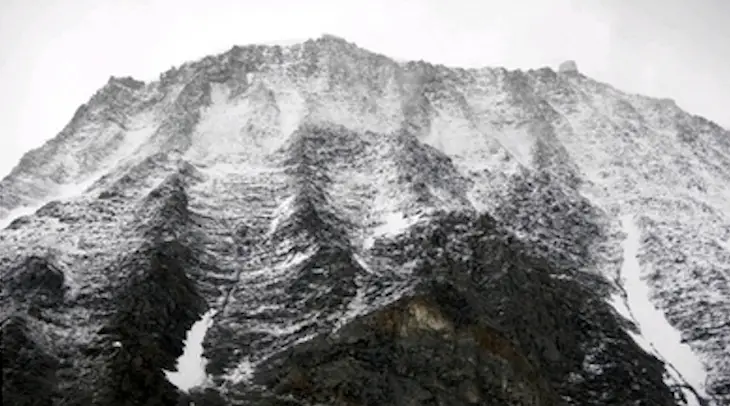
left=1, top=315, right=61, bottom=406
left=253, top=281, right=559, bottom=406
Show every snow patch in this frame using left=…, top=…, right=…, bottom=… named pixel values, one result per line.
left=353, top=254, right=375, bottom=275
left=612, top=215, right=709, bottom=405
left=267, top=195, right=297, bottom=236
left=0, top=170, right=106, bottom=229
left=277, top=245, right=317, bottom=271
left=721, top=237, right=730, bottom=252
left=186, top=82, right=298, bottom=165
left=247, top=311, right=319, bottom=337
left=223, top=356, right=254, bottom=384
left=372, top=211, right=422, bottom=238
left=164, top=309, right=217, bottom=393
left=491, top=128, right=533, bottom=168
left=271, top=85, right=307, bottom=140
left=0, top=204, right=43, bottom=230
left=420, top=100, right=479, bottom=157
left=56, top=171, right=105, bottom=199
left=332, top=278, right=368, bottom=331
left=243, top=244, right=317, bottom=286
left=105, top=112, right=158, bottom=167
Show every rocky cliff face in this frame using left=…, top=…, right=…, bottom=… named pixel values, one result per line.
left=1, top=34, right=729, bottom=405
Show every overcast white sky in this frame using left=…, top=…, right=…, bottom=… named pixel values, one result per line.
left=1, top=0, right=728, bottom=178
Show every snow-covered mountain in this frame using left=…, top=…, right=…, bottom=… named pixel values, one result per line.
left=1, top=34, right=728, bottom=406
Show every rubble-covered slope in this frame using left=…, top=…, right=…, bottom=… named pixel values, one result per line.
left=1, top=35, right=729, bottom=405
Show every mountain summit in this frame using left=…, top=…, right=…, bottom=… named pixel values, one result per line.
left=2, top=34, right=729, bottom=405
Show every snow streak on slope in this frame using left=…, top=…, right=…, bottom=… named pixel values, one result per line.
left=0, top=109, right=159, bottom=228
left=0, top=205, right=41, bottom=230
left=612, top=215, right=709, bottom=405
left=164, top=309, right=217, bottom=392
left=0, top=171, right=104, bottom=230
left=371, top=211, right=424, bottom=239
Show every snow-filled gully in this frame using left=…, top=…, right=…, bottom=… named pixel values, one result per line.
left=164, top=309, right=217, bottom=392
left=610, top=214, right=710, bottom=406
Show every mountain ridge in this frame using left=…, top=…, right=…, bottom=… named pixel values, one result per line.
left=1, top=34, right=729, bottom=405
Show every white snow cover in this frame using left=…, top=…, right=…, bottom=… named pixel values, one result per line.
left=0, top=205, right=41, bottom=230
left=0, top=110, right=159, bottom=229
left=363, top=211, right=425, bottom=250
left=267, top=194, right=297, bottom=236
left=371, top=211, right=422, bottom=238
left=611, top=215, right=709, bottom=405
left=0, top=170, right=104, bottom=229
left=222, top=357, right=254, bottom=385
left=186, top=82, right=286, bottom=164
left=164, top=309, right=217, bottom=392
